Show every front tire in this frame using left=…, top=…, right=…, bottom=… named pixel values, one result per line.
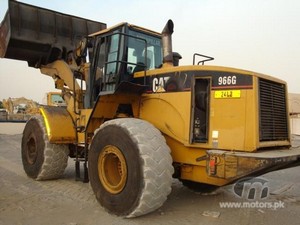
left=21, top=116, right=69, bottom=180
left=88, top=118, right=174, bottom=218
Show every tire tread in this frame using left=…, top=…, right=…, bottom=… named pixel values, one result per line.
left=98, top=118, right=173, bottom=217
left=25, top=116, right=69, bottom=180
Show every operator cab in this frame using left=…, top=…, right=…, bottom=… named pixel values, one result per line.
left=85, top=23, right=163, bottom=107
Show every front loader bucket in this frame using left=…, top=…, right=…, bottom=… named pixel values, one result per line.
left=0, top=0, right=106, bottom=67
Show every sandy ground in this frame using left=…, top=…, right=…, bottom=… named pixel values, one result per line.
left=0, top=123, right=300, bottom=225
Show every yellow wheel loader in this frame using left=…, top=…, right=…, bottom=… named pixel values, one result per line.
left=1, top=0, right=300, bottom=218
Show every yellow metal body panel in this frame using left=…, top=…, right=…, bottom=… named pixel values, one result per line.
left=140, top=83, right=259, bottom=152
left=91, top=94, right=140, bottom=119
left=140, top=67, right=289, bottom=152
left=40, top=107, right=76, bottom=143
left=140, top=92, right=191, bottom=145
left=138, top=65, right=291, bottom=186
left=210, top=88, right=257, bottom=151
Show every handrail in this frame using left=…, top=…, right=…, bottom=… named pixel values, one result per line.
left=193, top=53, right=214, bottom=65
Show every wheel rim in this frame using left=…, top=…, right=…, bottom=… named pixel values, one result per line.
left=98, top=145, right=127, bottom=194
left=26, top=136, right=38, bottom=165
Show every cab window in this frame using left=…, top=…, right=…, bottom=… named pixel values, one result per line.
left=127, top=30, right=162, bottom=73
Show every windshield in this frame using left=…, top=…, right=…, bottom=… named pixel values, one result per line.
left=127, top=29, right=162, bottom=73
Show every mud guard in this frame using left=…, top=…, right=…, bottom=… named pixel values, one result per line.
left=39, top=106, right=76, bottom=143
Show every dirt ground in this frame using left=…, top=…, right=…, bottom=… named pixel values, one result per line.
left=1, top=123, right=300, bottom=225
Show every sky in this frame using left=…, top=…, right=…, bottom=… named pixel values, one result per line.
left=0, top=0, right=299, bottom=103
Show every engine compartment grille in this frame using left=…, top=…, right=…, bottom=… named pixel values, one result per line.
left=259, top=78, right=289, bottom=141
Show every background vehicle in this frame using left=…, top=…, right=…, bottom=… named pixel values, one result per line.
left=43, top=92, right=66, bottom=107
left=1, top=0, right=300, bottom=218
left=1, top=97, right=39, bottom=121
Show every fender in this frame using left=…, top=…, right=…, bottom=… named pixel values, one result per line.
left=40, top=106, right=76, bottom=144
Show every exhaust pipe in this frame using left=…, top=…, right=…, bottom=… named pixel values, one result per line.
left=161, top=19, right=174, bottom=67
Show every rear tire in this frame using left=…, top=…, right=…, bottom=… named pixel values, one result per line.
left=88, top=118, right=174, bottom=218
left=21, top=116, right=69, bottom=180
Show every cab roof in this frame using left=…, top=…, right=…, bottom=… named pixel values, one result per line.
left=89, top=22, right=161, bottom=38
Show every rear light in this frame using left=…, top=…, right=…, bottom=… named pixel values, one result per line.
left=208, top=156, right=217, bottom=175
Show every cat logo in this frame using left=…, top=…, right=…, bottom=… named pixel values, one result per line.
left=152, top=76, right=170, bottom=92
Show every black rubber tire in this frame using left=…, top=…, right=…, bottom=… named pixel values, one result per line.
left=21, top=116, right=69, bottom=180
left=181, top=180, right=219, bottom=193
left=88, top=118, right=174, bottom=218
